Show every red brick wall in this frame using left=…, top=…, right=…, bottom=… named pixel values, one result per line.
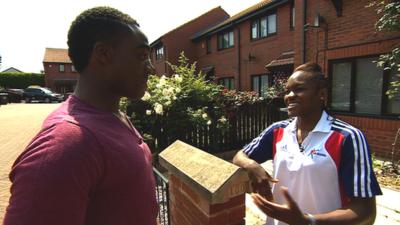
left=196, top=3, right=294, bottom=91
left=169, top=174, right=245, bottom=225
left=335, top=115, right=400, bottom=160
left=151, top=7, right=229, bottom=76
left=293, top=0, right=400, bottom=71
left=195, top=35, right=238, bottom=83
left=43, top=62, right=78, bottom=91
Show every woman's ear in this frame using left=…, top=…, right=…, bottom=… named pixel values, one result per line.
left=319, top=88, right=328, bottom=105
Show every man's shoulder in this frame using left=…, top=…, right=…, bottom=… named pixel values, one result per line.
left=29, top=119, right=100, bottom=154
left=43, top=100, right=110, bottom=137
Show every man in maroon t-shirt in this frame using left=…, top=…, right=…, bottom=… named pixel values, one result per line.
left=3, top=7, right=158, bottom=225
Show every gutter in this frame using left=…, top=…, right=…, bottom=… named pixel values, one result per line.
left=237, top=27, right=241, bottom=90
left=301, top=0, right=307, bottom=64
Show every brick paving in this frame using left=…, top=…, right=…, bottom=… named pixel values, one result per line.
left=0, top=103, right=59, bottom=223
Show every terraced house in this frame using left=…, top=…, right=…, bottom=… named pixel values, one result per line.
left=43, top=48, right=78, bottom=94
left=150, top=0, right=400, bottom=159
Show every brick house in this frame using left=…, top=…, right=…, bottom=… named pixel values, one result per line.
left=192, top=0, right=295, bottom=96
left=151, top=0, right=400, bottom=158
left=43, top=48, right=78, bottom=94
left=297, top=0, right=400, bottom=158
left=150, top=6, right=229, bottom=75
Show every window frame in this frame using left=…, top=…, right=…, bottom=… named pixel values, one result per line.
left=155, top=45, right=164, bottom=60
left=206, top=37, right=212, bottom=54
left=217, top=30, right=234, bottom=51
left=59, top=64, right=65, bottom=72
left=251, top=74, right=270, bottom=97
left=250, top=11, right=277, bottom=41
left=328, top=55, right=399, bottom=119
left=218, top=77, right=235, bottom=90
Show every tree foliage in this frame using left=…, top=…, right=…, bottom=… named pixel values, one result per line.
left=369, top=0, right=400, bottom=98
left=0, top=73, right=45, bottom=89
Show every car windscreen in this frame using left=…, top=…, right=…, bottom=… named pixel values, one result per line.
left=41, top=89, right=53, bottom=94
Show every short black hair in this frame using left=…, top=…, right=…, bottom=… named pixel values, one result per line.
left=67, top=7, right=138, bottom=73
left=294, top=62, right=328, bottom=89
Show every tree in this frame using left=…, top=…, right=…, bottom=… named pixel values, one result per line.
left=369, top=0, right=400, bottom=98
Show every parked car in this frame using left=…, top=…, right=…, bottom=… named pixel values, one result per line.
left=23, top=87, right=64, bottom=103
left=0, top=89, right=24, bottom=103
left=0, top=92, right=8, bottom=105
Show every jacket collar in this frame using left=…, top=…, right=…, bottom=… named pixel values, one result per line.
left=287, top=111, right=332, bottom=134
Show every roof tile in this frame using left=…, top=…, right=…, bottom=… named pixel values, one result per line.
left=43, top=48, right=72, bottom=63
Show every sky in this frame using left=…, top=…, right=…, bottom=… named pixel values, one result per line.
left=0, top=0, right=262, bottom=73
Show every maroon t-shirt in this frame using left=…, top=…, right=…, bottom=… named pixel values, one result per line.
left=4, top=95, right=158, bottom=225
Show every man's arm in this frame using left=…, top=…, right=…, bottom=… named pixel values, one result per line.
left=3, top=121, right=104, bottom=225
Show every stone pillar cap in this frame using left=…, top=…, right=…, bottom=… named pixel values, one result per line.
left=159, top=140, right=249, bottom=204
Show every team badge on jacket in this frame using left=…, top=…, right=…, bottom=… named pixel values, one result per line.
left=308, top=149, right=327, bottom=159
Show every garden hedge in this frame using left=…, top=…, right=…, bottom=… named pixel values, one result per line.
left=0, top=73, right=45, bottom=89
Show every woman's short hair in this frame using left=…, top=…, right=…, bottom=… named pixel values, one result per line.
left=294, top=62, right=328, bottom=89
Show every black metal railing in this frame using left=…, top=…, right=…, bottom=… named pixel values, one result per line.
left=140, top=101, right=287, bottom=154
left=153, top=167, right=170, bottom=225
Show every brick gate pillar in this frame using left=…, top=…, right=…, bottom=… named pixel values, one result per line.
left=159, top=140, right=250, bottom=225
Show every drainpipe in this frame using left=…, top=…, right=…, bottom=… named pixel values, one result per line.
left=301, top=0, right=307, bottom=64
left=237, top=27, right=241, bottom=90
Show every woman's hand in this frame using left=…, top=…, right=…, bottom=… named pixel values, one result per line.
left=252, top=187, right=309, bottom=225
left=245, top=160, right=278, bottom=201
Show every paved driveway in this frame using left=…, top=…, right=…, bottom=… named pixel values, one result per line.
left=0, top=103, right=60, bottom=222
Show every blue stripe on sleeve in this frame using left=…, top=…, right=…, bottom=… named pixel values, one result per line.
left=243, top=121, right=288, bottom=163
left=333, top=120, right=382, bottom=198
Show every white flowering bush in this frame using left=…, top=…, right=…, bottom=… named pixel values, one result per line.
left=124, top=52, right=265, bottom=153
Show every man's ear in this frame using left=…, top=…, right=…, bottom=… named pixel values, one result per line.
left=91, top=42, right=114, bottom=66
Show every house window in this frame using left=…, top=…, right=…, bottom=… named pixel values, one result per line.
left=387, top=68, right=400, bottom=114
left=290, top=4, right=295, bottom=29
left=71, top=65, right=76, bottom=72
left=252, top=75, right=269, bottom=97
left=251, top=21, right=259, bottom=39
left=206, top=38, right=212, bottom=54
left=218, top=31, right=234, bottom=50
left=156, top=46, right=164, bottom=60
left=59, top=64, right=65, bottom=72
left=218, top=77, right=235, bottom=90
left=251, top=12, right=277, bottom=40
left=330, top=56, right=400, bottom=116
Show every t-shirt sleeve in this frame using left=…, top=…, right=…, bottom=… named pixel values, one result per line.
left=339, top=129, right=382, bottom=198
left=3, top=121, right=104, bottom=225
left=242, top=124, right=276, bottom=163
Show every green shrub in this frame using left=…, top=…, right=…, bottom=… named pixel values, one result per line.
left=0, top=73, right=45, bottom=89
left=123, top=52, right=264, bottom=153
